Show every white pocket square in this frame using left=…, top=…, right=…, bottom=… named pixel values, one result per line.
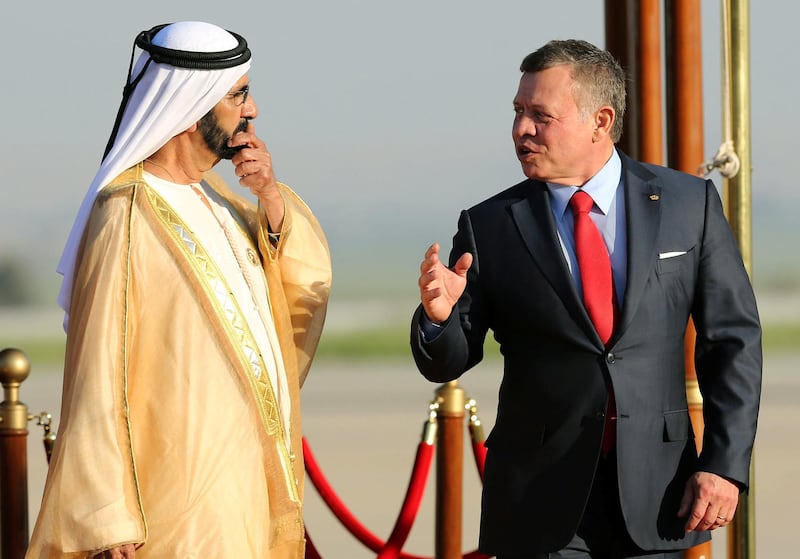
left=659, top=251, right=687, bottom=259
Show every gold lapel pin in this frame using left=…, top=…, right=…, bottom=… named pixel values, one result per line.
left=649, top=194, right=660, bottom=201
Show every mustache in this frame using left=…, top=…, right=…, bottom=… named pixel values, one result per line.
left=234, top=118, right=250, bottom=135
left=227, top=119, right=252, bottom=154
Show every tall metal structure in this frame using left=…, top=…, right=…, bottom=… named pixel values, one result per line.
left=721, top=2, right=755, bottom=557
left=605, top=1, right=755, bottom=558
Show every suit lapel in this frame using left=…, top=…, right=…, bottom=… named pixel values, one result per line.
left=510, top=180, right=601, bottom=345
left=615, top=155, right=662, bottom=340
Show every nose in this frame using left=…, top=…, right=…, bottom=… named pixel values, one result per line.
left=513, top=114, right=536, bottom=139
left=241, top=94, right=258, bottom=119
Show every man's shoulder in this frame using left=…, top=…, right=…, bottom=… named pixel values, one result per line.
left=621, top=152, right=707, bottom=188
left=467, top=178, right=538, bottom=214
left=96, top=167, right=145, bottom=202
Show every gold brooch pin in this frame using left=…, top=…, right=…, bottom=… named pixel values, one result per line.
left=649, top=194, right=660, bottom=201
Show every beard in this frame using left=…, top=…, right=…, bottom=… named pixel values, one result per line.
left=198, top=111, right=250, bottom=160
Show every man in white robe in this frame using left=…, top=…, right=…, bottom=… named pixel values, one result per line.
left=26, top=21, right=331, bottom=559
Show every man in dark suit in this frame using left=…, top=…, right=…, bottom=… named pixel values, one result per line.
left=410, top=39, right=761, bottom=558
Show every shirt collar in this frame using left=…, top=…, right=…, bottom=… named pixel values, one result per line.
left=546, top=148, right=622, bottom=218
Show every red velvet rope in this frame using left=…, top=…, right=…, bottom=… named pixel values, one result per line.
left=471, top=440, right=487, bottom=482
left=467, top=431, right=490, bottom=559
left=303, top=437, right=429, bottom=559
left=375, top=441, right=434, bottom=559
left=303, top=432, right=492, bottom=559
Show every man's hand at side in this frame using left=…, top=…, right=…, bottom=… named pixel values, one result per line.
left=678, top=471, right=739, bottom=532
left=92, top=544, right=136, bottom=558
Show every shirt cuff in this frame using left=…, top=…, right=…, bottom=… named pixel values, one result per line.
left=419, top=312, right=445, bottom=343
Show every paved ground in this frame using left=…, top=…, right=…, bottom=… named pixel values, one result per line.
left=4, top=294, right=798, bottom=557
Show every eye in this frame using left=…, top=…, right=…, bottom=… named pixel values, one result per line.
left=228, top=86, right=250, bottom=106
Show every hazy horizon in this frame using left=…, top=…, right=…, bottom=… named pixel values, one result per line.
left=3, top=1, right=798, bottom=306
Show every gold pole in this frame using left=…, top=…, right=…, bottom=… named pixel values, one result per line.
left=434, top=381, right=465, bottom=559
left=723, top=0, right=754, bottom=272
left=0, top=348, right=32, bottom=558
left=722, top=0, right=755, bottom=557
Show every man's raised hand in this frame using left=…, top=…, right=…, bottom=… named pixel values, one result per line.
left=418, top=243, right=473, bottom=324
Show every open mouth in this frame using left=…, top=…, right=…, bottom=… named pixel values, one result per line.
left=517, top=144, right=537, bottom=157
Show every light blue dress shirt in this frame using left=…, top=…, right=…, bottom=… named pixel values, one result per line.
left=421, top=149, right=627, bottom=340
left=546, top=149, right=627, bottom=305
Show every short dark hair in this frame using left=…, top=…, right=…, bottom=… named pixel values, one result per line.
left=520, top=39, right=627, bottom=142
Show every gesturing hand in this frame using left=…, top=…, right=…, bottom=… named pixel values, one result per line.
left=418, top=243, right=473, bottom=324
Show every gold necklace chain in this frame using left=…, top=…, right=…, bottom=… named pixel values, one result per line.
left=144, top=158, right=179, bottom=183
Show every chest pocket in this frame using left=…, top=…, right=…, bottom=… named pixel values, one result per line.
left=656, top=246, right=695, bottom=275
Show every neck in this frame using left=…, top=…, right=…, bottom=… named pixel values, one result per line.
left=143, top=149, right=206, bottom=185
left=145, top=131, right=221, bottom=184
left=143, top=158, right=181, bottom=184
left=572, top=144, right=616, bottom=187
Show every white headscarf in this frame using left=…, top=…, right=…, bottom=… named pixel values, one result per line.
left=57, top=21, right=251, bottom=327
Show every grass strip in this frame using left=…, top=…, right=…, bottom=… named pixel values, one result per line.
left=4, top=323, right=797, bottom=366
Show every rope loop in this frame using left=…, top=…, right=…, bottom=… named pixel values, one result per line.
left=699, top=140, right=741, bottom=179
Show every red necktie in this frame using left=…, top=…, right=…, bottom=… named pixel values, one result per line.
left=570, top=189, right=617, bottom=454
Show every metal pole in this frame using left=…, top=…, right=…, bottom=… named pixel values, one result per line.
left=638, top=0, right=665, bottom=165
left=0, top=348, right=32, bottom=559
left=605, top=0, right=663, bottom=163
left=722, top=0, right=753, bottom=272
left=664, top=2, right=712, bottom=558
left=434, top=381, right=465, bottom=559
left=722, top=1, right=755, bottom=557
left=605, top=0, right=640, bottom=159
left=666, top=0, right=705, bottom=171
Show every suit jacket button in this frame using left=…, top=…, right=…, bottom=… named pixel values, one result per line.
left=596, top=410, right=605, bottom=420
left=606, top=352, right=616, bottom=364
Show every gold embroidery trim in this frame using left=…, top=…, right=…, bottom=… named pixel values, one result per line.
left=123, top=185, right=148, bottom=538
left=145, top=185, right=300, bottom=502
left=145, top=187, right=282, bottom=435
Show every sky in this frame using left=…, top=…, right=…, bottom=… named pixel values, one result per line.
left=2, top=0, right=798, bottom=305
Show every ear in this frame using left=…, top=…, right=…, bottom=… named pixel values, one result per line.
left=593, top=106, right=615, bottom=141
left=185, top=121, right=199, bottom=134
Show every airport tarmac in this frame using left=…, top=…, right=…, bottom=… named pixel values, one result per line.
left=4, top=295, right=798, bottom=558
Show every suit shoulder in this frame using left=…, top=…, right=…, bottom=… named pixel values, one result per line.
left=625, top=156, right=708, bottom=190
left=622, top=155, right=715, bottom=209
left=642, top=162, right=705, bottom=185
left=466, top=178, right=536, bottom=214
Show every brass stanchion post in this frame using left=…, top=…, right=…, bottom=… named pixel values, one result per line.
left=434, top=381, right=465, bottom=559
left=0, top=348, right=32, bottom=559
left=723, top=1, right=755, bottom=557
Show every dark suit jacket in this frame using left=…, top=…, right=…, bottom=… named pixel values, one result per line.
left=410, top=153, right=762, bottom=555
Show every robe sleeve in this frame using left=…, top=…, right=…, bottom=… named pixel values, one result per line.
left=199, top=170, right=332, bottom=387
left=258, top=182, right=331, bottom=386
left=27, top=184, right=146, bottom=558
